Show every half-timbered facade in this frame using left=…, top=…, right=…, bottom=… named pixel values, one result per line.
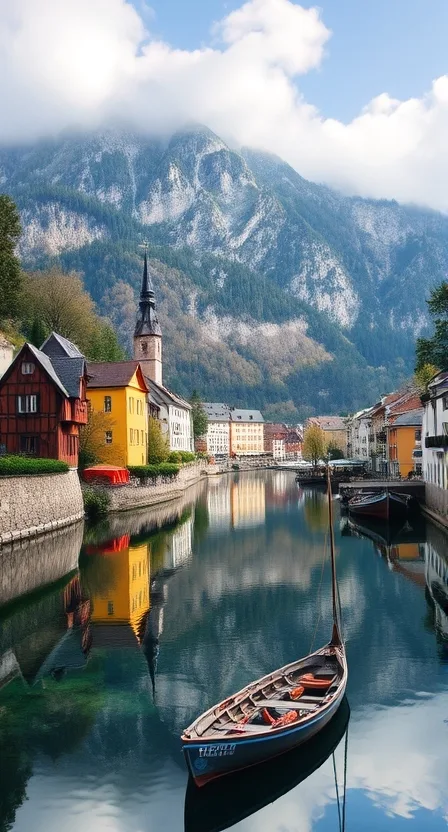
left=0, top=342, right=88, bottom=466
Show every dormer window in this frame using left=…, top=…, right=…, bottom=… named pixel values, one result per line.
left=21, top=362, right=35, bottom=375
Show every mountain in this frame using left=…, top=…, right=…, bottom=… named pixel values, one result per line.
left=1, top=124, right=446, bottom=418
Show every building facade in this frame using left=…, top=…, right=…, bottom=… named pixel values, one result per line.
left=203, top=403, right=230, bottom=456
left=264, top=423, right=288, bottom=459
left=133, top=251, right=193, bottom=453
left=0, top=339, right=88, bottom=466
left=346, top=408, right=372, bottom=461
left=230, top=408, right=264, bottom=455
left=387, top=409, right=423, bottom=478
left=87, top=361, right=149, bottom=467
left=307, top=416, right=348, bottom=456
left=422, top=371, right=448, bottom=520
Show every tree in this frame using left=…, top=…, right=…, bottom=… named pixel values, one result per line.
left=190, top=390, right=208, bottom=440
left=303, top=424, right=327, bottom=466
left=148, top=416, right=169, bottom=464
left=327, top=442, right=344, bottom=460
left=23, top=269, right=97, bottom=351
left=78, top=410, right=121, bottom=469
left=87, top=321, right=126, bottom=361
left=0, top=194, right=22, bottom=322
left=415, top=282, right=448, bottom=372
left=28, top=317, right=48, bottom=348
left=414, top=362, right=439, bottom=392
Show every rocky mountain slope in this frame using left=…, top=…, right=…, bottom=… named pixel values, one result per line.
left=1, top=125, right=446, bottom=417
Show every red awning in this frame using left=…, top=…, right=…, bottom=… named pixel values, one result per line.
left=82, top=465, right=130, bottom=485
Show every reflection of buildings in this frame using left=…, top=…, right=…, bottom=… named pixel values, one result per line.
left=423, top=524, right=448, bottom=640
left=230, top=477, right=266, bottom=529
left=164, top=516, right=193, bottom=570
left=207, top=478, right=231, bottom=531
left=90, top=541, right=150, bottom=646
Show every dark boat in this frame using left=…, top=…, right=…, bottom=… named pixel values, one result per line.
left=184, top=696, right=350, bottom=832
left=181, top=469, right=347, bottom=787
left=348, top=489, right=411, bottom=521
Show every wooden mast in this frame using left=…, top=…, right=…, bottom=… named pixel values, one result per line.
left=327, top=466, right=341, bottom=645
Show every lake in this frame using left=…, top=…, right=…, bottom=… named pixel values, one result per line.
left=1, top=471, right=448, bottom=832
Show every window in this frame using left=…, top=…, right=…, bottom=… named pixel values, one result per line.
left=17, top=394, right=38, bottom=414
left=105, top=430, right=113, bottom=444
left=415, top=429, right=421, bottom=441
left=129, top=397, right=135, bottom=414
left=20, top=436, right=38, bottom=454
left=141, top=341, right=148, bottom=354
left=104, top=395, right=112, bottom=412
left=21, top=362, right=35, bottom=375
left=442, top=395, right=448, bottom=411
left=141, top=430, right=144, bottom=445
left=107, top=601, right=114, bottom=616
left=130, top=428, right=133, bottom=444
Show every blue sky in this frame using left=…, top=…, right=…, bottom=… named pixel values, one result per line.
left=140, top=0, right=448, bottom=121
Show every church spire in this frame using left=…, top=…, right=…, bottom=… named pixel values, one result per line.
left=134, top=247, right=162, bottom=337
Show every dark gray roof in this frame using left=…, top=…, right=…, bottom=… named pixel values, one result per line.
left=134, top=252, right=162, bottom=337
left=231, top=408, right=264, bottom=423
left=145, top=376, right=191, bottom=410
left=87, top=361, right=148, bottom=390
left=392, top=409, right=423, bottom=427
left=27, top=343, right=69, bottom=397
left=40, top=331, right=84, bottom=359
left=203, top=402, right=230, bottom=421
left=51, top=358, right=86, bottom=398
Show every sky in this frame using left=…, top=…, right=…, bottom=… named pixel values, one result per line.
left=1, top=0, right=448, bottom=211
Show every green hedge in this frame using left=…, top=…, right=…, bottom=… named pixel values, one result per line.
left=83, top=487, right=110, bottom=519
left=179, top=451, right=196, bottom=463
left=0, top=456, right=69, bottom=476
left=128, top=463, right=180, bottom=480
left=167, top=451, right=182, bottom=464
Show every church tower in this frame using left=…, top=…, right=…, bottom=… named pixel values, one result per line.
left=134, top=249, right=163, bottom=386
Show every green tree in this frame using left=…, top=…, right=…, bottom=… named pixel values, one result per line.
left=79, top=410, right=121, bottom=469
left=327, top=442, right=344, bottom=460
left=415, top=282, right=448, bottom=372
left=23, top=268, right=96, bottom=351
left=414, top=362, right=439, bottom=392
left=87, top=321, right=126, bottom=361
left=148, top=416, right=169, bottom=464
left=190, top=390, right=208, bottom=439
left=28, top=316, right=48, bottom=348
left=303, top=424, right=327, bottom=466
left=0, top=194, right=22, bottom=322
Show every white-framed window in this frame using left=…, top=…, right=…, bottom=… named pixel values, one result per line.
left=104, top=395, right=112, bottom=412
left=105, top=431, right=113, bottom=444
left=21, top=362, right=35, bottom=375
left=17, top=394, right=38, bottom=413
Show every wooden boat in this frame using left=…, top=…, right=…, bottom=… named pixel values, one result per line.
left=348, top=489, right=411, bottom=521
left=184, top=696, right=350, bottom=832
left=181, top=469, right=347, bottom=787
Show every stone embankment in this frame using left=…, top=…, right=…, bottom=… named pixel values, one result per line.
left=0, top=469, right=84, bottom=545
left=423, top=483, right=448, bottom=529
left=104, top=461, right=208, bottom=512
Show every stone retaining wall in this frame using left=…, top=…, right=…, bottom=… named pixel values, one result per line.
left=107, top=461, right=207, bottom=512
left=0, top=469, right=84, bottom=544
left=425, top=483, right=448, bottom=524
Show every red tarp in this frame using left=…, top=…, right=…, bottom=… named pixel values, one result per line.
left=82, top=465, right=130, bottom=485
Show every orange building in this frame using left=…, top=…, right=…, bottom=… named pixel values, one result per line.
left=388, top=408, right=423, bottom=478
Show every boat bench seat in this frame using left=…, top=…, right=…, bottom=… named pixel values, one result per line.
left=253, top=699, right=319, bottom=711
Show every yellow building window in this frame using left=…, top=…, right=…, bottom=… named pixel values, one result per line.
left=105, top=430, right=113, bottom=444
left=104, top=395, right=112, bottom=412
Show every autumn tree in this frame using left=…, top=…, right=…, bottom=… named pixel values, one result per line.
left=0, top=194, right=22, bottom=322
left=303, top=424, right=327, bottom=466
left=414, top=362, right=439, bottom=392
left=415, top=282, right=448, bottom=372
left=148, top=416, right=169, bottom=464
left=190, top=390, right=208, bottom=440
left=78, top=410, right=121, bottom=469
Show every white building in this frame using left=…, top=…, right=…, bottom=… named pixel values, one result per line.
left=0, top=335, right=13, bottom=379
left=203, top=403, right=230, bottom=456
left=422, top=371, right=448, bottom=521
left=133, top=250, right=193, bottom=453
left=347, top=408, right=372, bottom=461
left=272, top=438, right=286, bottom=460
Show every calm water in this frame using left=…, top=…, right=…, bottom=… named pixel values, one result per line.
left=1, top=471, right=448, bottom=832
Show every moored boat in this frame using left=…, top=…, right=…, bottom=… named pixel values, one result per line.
left=348, top=489, right=411, bottom=521
left=181, top=468, right=348, bottom=787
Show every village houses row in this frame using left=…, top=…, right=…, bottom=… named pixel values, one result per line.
left=200, top=404, right=303, bottom=459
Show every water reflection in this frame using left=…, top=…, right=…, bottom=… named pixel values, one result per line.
left=1, top=474, right=448, bottom=832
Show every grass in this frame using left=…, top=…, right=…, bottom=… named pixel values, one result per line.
left=0, top=455, right=69, bottom=476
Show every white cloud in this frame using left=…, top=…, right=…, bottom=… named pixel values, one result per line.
left=1, top=0, right=448, bottom=211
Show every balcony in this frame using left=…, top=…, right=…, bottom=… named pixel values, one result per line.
left=425, top=435, right=448, bottom=448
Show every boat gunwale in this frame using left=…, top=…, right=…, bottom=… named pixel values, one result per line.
left=181, top=641, right=347, bottom=744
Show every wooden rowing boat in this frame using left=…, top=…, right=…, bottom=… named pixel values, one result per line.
left=184, top=696, right=350, bottom=832
left=181, top=468, right=347, bottom=787
left=348, top=489, right=411, bottom=521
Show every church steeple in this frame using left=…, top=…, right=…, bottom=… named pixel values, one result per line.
left=133, top=247, right=163, bottom=386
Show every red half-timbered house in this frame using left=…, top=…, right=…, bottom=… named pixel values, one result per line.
left=0, top=342, right=88, bottom=466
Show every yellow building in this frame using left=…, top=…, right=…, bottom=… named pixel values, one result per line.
left=90, top=539, right=150, bottom=642
left=230, top=409, right=264, bottom=456
left=388, top=409, right=423, bottom=478
left=87, top=360, right=149, bottom=466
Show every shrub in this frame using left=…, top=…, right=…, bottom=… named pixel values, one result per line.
left=179, top=451, right=196, bottom=464
left=83, top=487, right=110, bottom=520
left=0, top=455, right=69, bottom=476
left=232, top=463, right=240, bottom=471
left=128, top=463, right=180, bottom=481
left=168, top=451, right=182, bottom=464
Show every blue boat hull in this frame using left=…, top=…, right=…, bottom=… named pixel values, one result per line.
left=183, top=685, right=346, bottom=787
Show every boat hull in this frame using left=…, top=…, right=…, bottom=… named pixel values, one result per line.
left=349, top=491, right=409, bottom=521
left=183, top=682, right=346, bottom=787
